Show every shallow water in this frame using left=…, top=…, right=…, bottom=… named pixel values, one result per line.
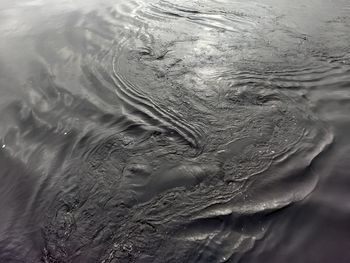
left=0, top=0, right=349, bottom=262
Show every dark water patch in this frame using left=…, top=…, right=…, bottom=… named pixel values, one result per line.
left=37, top=0, right=334, bottom=260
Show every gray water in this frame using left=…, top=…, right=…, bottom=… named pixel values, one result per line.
left=0, top=0, right=349, bottom=262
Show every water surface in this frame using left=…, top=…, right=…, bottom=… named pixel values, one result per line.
left=0, top=0, right=349, bottom=262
